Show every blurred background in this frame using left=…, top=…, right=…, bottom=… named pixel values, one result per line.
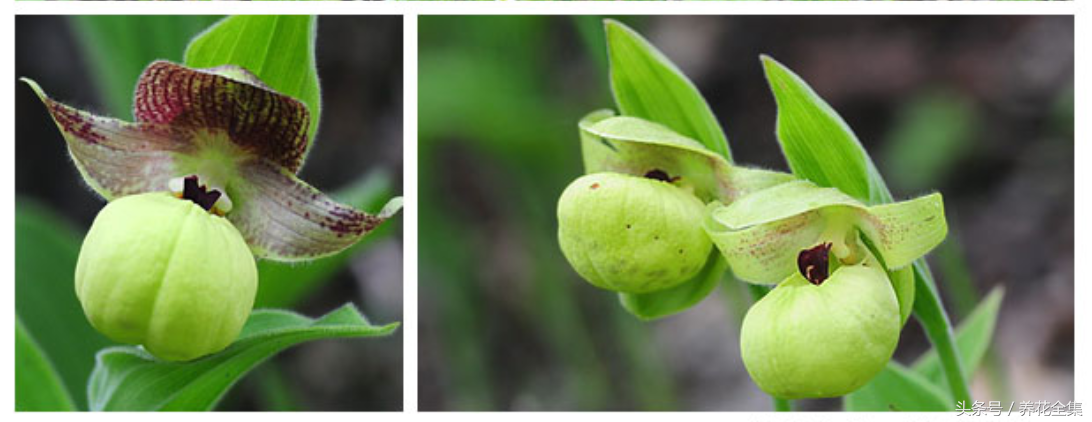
left=418, top=16, right=1073, bottom=411
left=16, top=16, right=403, bottom=410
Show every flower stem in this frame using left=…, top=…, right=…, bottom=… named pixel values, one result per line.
left=911, top=261, right=972, bottom=404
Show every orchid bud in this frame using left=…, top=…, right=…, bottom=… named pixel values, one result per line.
left=558, top=172, right=712, bottom=293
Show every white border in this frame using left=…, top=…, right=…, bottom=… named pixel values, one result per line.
left=5, top=0, right=1085, bottom=419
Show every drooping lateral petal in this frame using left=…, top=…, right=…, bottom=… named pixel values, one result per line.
left=227, top=159, right=402, bottom=261
left=133, top=61, right=311, bottom=173
left=705, top=180, right=947, bottom=284
left=22, top=78, right=188, bottom=200
left=579, top=110, right=792, bottom=203
left=859, top=193, right=948, bottom=270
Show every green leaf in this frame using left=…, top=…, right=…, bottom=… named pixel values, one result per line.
left=16, top=318, right=76, bottom=411
left=184, top=15, right=322, bottom=154
left=87, top=304, right=398, bottom=411
left=619, top=252, right=727, bottom=320
left=761, top=55, right=892, bottom=205
left=605, top=19, right=731, bottom=161
left=913, top=287, right=1005, bottom=384
left=254, top=169, right=397, bottom=308
left=843, top=362, right=951, bottom=411
left=69, top=16, right=225, bottom=118
left=16, top=199, right=113, bottom=410
left=579, top=110, right=790, bottom=203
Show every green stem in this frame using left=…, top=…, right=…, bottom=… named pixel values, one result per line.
left=911, top=261, right=972, bottom=404
left=746, top=285, right=791, bottom=412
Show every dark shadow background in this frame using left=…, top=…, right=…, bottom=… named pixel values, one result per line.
left=418, top=15, right=1073, bottom=411
left=16, top=16, right=404, bottom=411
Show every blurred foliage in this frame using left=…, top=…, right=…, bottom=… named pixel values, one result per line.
left=15, top=318, right=76, bottom=411
left=16, top=199, right=112, bottom=410
left=71, top=16, right=224, bottom=117
left=881, top=91, right=980, bottom=193
left=419, top=16, right=680, bottom=410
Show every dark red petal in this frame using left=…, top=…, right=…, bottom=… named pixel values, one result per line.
left=133, top=61, right=311, bottom=173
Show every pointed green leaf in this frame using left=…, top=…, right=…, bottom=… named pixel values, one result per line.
left=16, top=318, right=76, bottom=412
left=184, top=15, right=321, bottom=159
left=619, top=252, right=727, bottom=320
left=579, top=110, right=790, bottom=203
left=87, top=304, right=398, bottom=411
left=761, top=55, right=891, bottom=205
left=913, top=287, right=1005, bottom=384
left=605, top=20, right=730, bottom=161
left=843, top=362, right=951, bottom=411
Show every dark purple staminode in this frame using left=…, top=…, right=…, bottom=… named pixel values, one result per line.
left=798, top=243, right=832, bottom=285
left=644, top=169, right=671, bottom=182
left=182, top=175, right=222, bottom=212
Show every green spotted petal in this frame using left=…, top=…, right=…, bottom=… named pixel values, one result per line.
left=579, top=110, right=792, bottom=203
left=705, top=180, right=947, bottom=284
left=860, top=193, right=948, bottom=270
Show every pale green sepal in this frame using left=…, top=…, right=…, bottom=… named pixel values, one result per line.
left=578, top=110, right=791, bottom=202
left=889, top=266, right=916, bottom=327
left=708, top=180, right=861, bottom=230
left=618, top=252, right=727, bottom=320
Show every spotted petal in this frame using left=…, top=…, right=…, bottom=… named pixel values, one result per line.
left=227, top=160, right=402, bottom=261
left=705, top=180, right=947, bottom=284
left=133, top=61, right=311, bottom=173
left=22, top=78, right=187, bottom=199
